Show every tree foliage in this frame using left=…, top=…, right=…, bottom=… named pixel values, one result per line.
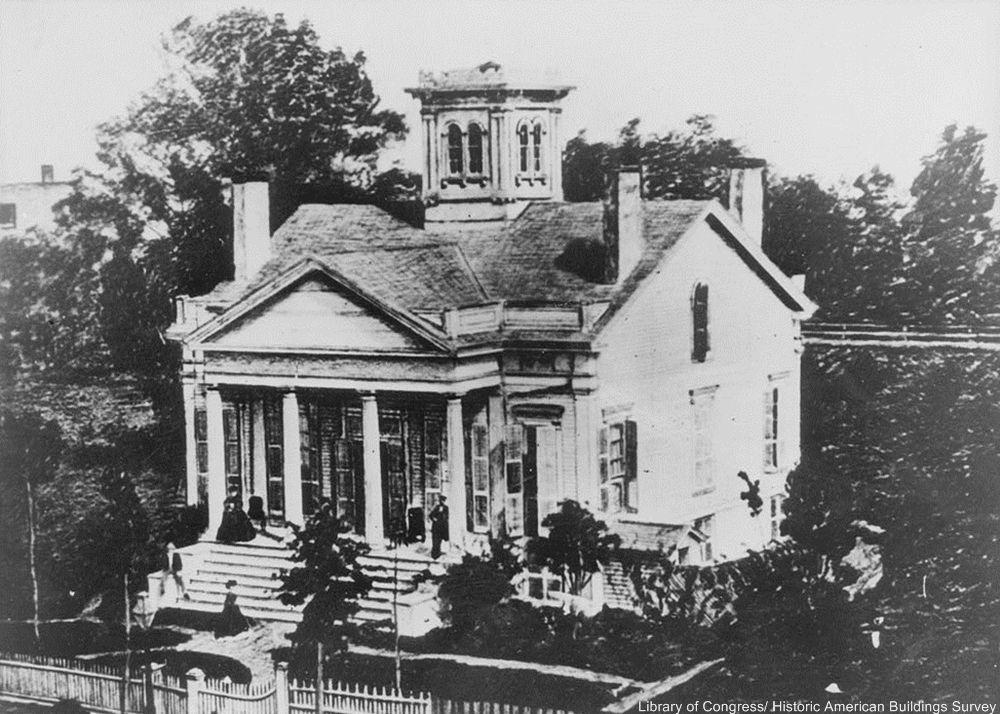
left=562, top=115, right=745, bottom=203
left=436, top=538, right=521, bottom=632
left=527, top=500, right=619, bottom=596
left=898, top=124, right=999, bottom=322
left=0, top=408, right=63, bottom=638
left=3, top=8, right=410, bottom=404
left=278, top=501, right=372, bottom=652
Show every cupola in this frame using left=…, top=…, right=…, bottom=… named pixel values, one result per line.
left=405, top=62, right=575, bottom=225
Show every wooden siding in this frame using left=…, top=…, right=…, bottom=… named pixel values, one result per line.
left=595, top=218, right=802, bottom=554
left=209, top=277, right=427, bottom=352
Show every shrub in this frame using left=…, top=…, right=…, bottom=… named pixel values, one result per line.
left=436, top=539, right=520, bottom=632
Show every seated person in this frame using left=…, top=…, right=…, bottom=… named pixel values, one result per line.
left=216, top=491, right=256, bottom=543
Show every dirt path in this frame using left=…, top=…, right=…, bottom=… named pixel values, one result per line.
left=175, top=622, right=295, bottom=682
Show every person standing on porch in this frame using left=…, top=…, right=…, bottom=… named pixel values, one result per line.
left=430, top=496, right=449, bottom=559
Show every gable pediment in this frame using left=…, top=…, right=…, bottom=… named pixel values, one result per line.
left=202, top=271, right=443, bottom=353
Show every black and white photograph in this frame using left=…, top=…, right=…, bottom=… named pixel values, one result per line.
left=0, top=1, right=997, bottom=711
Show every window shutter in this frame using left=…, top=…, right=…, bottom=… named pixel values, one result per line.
left=624, top=420, right=638, bottom=511
left=469, top=423, right=490, bottom=532
left=692, top=283, right=709, bottom=362
left=465, top=427, right=476, bottom=532
left=504, top=424, right=525, bottom=535
left=775, top=388, right=785, bottom=468
left=598, top=426, right=609, bottom=512
left=763, top=388, right=773, bottom=471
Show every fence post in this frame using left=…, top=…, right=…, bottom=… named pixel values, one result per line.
left=275, top=661, right=290, bottom=714
left=185, top=668, right=204, bottom=714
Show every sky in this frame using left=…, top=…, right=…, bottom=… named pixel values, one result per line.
left=1, top=0, right=998, bottom=199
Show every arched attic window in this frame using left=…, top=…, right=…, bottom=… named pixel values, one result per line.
left=447, top=123, right=464, bottom=176
left=468, top=123, right=485, bottom=175
left=692, top=282, right=710, bottom=363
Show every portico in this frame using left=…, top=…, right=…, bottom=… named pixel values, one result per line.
left=185, top=374, right=476, bottom=547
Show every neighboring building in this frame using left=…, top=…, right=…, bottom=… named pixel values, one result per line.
left=160, top=63, right=815, bottom=624
left=0, top=165, right=73, bottom=234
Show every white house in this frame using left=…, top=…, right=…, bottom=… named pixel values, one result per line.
left=159, top=63, right=815, bottom=624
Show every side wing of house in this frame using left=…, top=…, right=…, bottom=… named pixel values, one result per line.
left=593, top=211, right=807, bottom=562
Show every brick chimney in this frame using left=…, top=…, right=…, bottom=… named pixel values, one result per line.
left=728, top=158, right=767, bottom=246
left=232, top=180, right=271, bottom=282
left=603, top=167, right=643, bottom=284
left=40, top=165, right=54, bottom=184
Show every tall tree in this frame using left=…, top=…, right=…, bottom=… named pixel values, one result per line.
left=278, top=501, right=372, bottom=654
left=40, top=8, right=409, bottom=402
left=899, top=124, right=998, bottom=322
left=527, top=500, right=619, bottom=596
left=0, top=409, right=63, bottom=644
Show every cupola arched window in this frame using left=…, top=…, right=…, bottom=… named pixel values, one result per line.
left=518, top=123, right=530, bottom=173
left=447, top=124, right=464, bottom=176
left=692, top=282, right=710, bottom=362
left=468, top=123, right=484, bottom=175
left=532, top=122, right=543, bottom=172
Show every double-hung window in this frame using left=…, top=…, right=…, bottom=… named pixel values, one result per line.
left=693, top=515, right=714, bottom=562
left=598, top=420, right=637, bottom=513
left=770, top=494, right=785, bottom=541
left=263, top=398, right=284, bottom=518
left=467, top=422, right=490, bottom=532
left=690, top=387, right=717, bottom=495
left=763, top=374, right=788, bottom=472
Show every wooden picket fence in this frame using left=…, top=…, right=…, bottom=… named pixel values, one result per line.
left=290, top=678, right=429, bottom=714
left=0, top=652, right=185, bottom=713
left=199, top=677, right=277, bottom=714
left=0, top=654, right=578, bottom=714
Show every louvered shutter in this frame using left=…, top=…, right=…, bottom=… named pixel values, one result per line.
left=504, top=424, right=525, bottom=536
left=598, top=426, right=609, bottom=512
left=624, top=420, right=638, bottom=511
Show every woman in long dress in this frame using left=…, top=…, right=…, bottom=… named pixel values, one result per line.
left=214, top=580, right=249, bottom=638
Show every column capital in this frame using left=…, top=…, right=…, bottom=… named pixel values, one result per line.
left=360, top=391, right=378, bottom=402
left=446, top=393, right=466, bottom=403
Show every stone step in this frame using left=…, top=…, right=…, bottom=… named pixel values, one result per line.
left=186, top=579, right=284, bottom=601
left=170, top=596, right=303, bottom=624
left=194, top=563, right=288, bottom=584
left=200, top=552, right=295, bottom=571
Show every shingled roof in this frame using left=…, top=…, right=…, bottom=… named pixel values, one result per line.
left=199, top=199, right=713, bottom=314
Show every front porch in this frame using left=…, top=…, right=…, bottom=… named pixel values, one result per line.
left=184, top=385, right=470, bottom=549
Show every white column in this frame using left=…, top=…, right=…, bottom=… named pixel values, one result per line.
left=551, top=110, right=564, bottom=200
left=205, top=387, right=226, bottom=536
left=362, top=393, right=384, bottom=544
left=574, top=391, right=599, bottom=510
left=422, top=114, right=434, bottom=197
left=252, top=398, right=267, bottom=512
left=282, top=391, right=304, bottom=526
left=182, top=381, right=199, bottom=506
left=446, top=396, right=466, bottom=549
